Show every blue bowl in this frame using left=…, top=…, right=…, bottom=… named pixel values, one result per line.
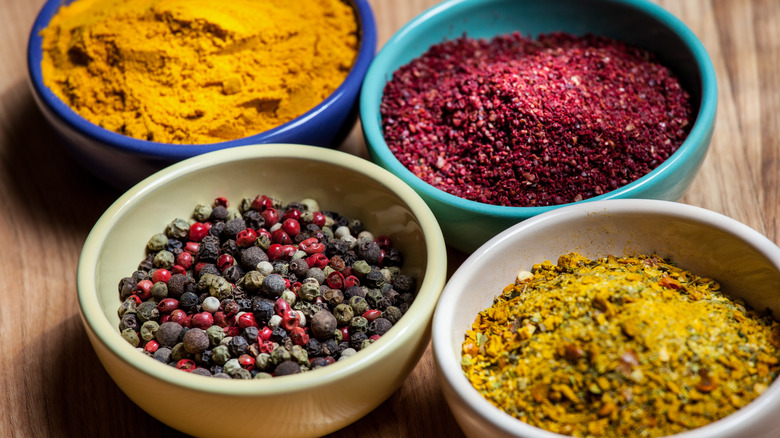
left=28, top=0, right=377, bottom=189
left=360, top=0, right=717, bottom=254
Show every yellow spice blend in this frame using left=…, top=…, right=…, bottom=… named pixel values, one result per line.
left=462, top=252, right=780, bottom=437
left=40, top=0, right=358, bottom=144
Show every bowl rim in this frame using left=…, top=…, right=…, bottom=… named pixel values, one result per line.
left=77, top=143, right=448, bottom=395
left=359, top=0, right=718, bottom=216
left=27, top=0, right=377, bottom=155
left=432, top=199, right=780, bottom=437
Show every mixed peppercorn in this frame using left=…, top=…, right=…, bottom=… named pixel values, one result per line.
left=117, top=195, right=417, bottom=378
left=381, top=32, right=693, bottom=207
left=463, top=253, right=780, bottom=437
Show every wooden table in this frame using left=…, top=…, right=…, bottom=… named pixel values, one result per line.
left=1, top=0, right=778, bottom=436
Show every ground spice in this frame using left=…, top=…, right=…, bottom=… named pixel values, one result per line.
left=41, top=0, right=358, bottom=144
left=381, top=33, right=693, bottom=206
left=462, top=253, right=780, bottom=437
left=117, top=194, right=417, bottom=378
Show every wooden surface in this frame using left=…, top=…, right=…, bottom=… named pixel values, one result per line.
left=1, top=0, right=779, bottom=436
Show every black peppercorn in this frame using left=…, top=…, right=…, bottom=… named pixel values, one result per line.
left=227, top=335, right=249, bottom=357
left=118, top=277, right=137, bottom=300
left=368, top=317, right=393, bottom=336
left=222, top=217, right=247, bottom=240
left=252, top=299, right=275, bottom=324
left=120, top=313, right=140, bottom=332
left=210, top=205, right=229, bottom=222
left=270, top=326, right=288, bottom=343
left=357, top=241, right=381, bottom=265
left=179, top=291, right=199, bottom=309
left=262, top=273, right=286, bottom=298
left=393, top=274, right=416, bottom=294
left=274, top=360, right=301, bottom=376
left=350, top=331, right=368, bottom=350
left=240, top=246, right=269, bottom=270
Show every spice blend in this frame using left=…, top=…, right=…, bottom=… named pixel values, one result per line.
left=462, top=253, right=780, bottom=437
left=41, top=0, right=358, bottom=144
left=381, top=33, right=693, bottom=206
left=117, top=195, right=417, bottom=378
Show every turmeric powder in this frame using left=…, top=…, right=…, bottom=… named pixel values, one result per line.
left=40, top=0, right=358, bottom=144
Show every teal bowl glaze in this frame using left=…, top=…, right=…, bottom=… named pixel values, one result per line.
left=360, top=0, right=717, bottom=254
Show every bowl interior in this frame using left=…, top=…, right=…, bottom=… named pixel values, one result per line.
left=434, top=199, right=780, bottom=436
left=361, top=0, right=716, bottom=217
left=79, top=144, right=442, bottom=394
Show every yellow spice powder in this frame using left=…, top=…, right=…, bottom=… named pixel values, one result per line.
left=40, top=0, right=358, bottom=144
left=462, top=253, right=780, bottom=437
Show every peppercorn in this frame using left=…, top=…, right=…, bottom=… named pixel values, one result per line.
left=136, top=301, right=160, bottom=323
left=349, top=331, right=368, bottom=351
left=262, top=273, right=287, bottom=298
left=393, top=274, right=416, bottom=294
left=153, top=250, right=175, bottom=269
left=368, top=317, right=393, bottom=336
left=183, top=328, right=209, bottom=354
left=274, top=360, right=301, bottom=376
left=348, top=296, right=369, bottom=315
left=120, top=312, right=140, bottom=333
left=170, top=343, right=190, bottom=362
left=118, top=277, right=137, bottom=299
left=121, top=328, right=140, bottom=347
left=382, top=306, right=403, bottom=325
left=191, top=368, right=212, bottom=377
left=298, top=281, right=320, bottom=302
left=270, top=345, right=292, bottom=365
left=140, top=321, right=160, bottom=341
left=118, top=297, right=138, bottom=317
left=270, top=326, right=288, bottom=344
left=178, top=291, right=199, bottom=309
left=153, top=347, right=172, bottom=363
left=332, top=303, right=354, bottom=327
left=156, top=321, right=184, bottom=347
left=310, top=309, right=337, bottom=341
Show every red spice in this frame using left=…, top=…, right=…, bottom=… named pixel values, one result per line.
left=380, top=32, right=693, bottom=206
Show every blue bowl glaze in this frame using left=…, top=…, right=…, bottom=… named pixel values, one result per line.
left=28, top=0, right=377, bottom=189
left=360, top=0, right=717, bottom=254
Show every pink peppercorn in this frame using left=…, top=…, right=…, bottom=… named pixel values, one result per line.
left=136, top=279, right=153, bottom=300
left=238, top=354, right=255, bottom=371
left=344, top=275, right=360, bottom=288
left=281, top=310, right=301, bottom=331
left=271, top=228, right=291, bottom=245
left=144, top=340, right=159, bottom=353
left=151, top=269, right=171, bottom=284
left=184, top=241, right=199, bottom=255
left=213, top=197, right=229, bottom=208
left=170, top=309, right=188, bottom=325
left=290, top=326, right=309, bottom=346
left=191, top=312, right=214, bottom=329
left=261, top=208, right=279, bottom=227
left=310, top=211, right=326, bottom=227
left=157, top=298, right=179, bottom=313
left=236, top=228, right=257, bottom=247
left=175, top=251, right=193, bottom=269
left=237, top=312, right=259, bottom=329
left=188, top=222, right=209, bottom=242
left=362, top=309, right=382, bottom=322
left=282, top=218, right=301, bottom=237
left=258, top=326, right=273, bottom=342
left=274, top=298, right=291, bottom=316
left=339, top=326, right=351, bottom=343
left=217, top=253, right=234, bottom=271
left=327, top=271, right=345, bottom=289
left=176, top=359, right=196, bottom=372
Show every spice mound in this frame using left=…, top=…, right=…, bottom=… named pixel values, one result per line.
left=462, top=253, right=780, bottom=437
left=381, top=33, right=693, bottom=206
left=117, top=195, right=417, bottom=378
left=40, top=0, right=358, bottom=144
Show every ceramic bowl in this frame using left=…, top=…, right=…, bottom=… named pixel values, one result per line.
left=432, top=199, right=780, bottom=438
left=360, top=0, right=717, bottom=253
left=27, top=0, right=377, bottom=189
left=77, top=144, right=447, bottom=438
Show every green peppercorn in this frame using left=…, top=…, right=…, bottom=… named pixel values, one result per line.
left=270, top=345, right=292, bottom=365
left=136, top=301, right=160, bottom=323
left=121, top=328, right=140, bottom=347
left=350, top=316, right=368, bottom=333
left=361, top=339, right=374, bottom=351
left=198, top=273, right=232, bottom=300
left=332, top=303, right=354, bottom=326
left=170, top=342, right=190, bottom=362
left=365, top=288, right=383, bottom=308
left=382, top=306, right=403, bottom=324
left=193, top=204, right=213, bottom=222
left=166, top=218, right=190, bottom=240
left=255, top=353, right=272, bottom=372
left=238, top=197, right=253, bottom=213
left=281, top=290, right=296, bottom=307
left=206, top=325, right=225, bottom=347
left=290, top=345, right=309, bottom=365
left=211, top=345, right=231, bottom=365
left=147, top=233, right=169, bottom=252
left=140, top=321, right=160, bottom=341
left=153, top=250, right=175, bottom=269
left=298, top=281, right=320, bottom=302
left=151, top=281, right=168, bottom=301
left=349, top=295, right=369, bottom=315
left=223, top=358, right=242, bottom=376
left=118, top=298, right=138, bottom=318
left=239, top=270, right=264, bottom=291
left=226, top=207, right=241, bottom=220
left=352, top=260, right=371, bottom=277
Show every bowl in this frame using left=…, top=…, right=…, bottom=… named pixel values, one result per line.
left=432, top=199, right=780, bottom=438
left=360, top=0, right=717, bottom=253
left=77, top=144, right=447, bottom=437
left=27, top=0, right=377, bottom=190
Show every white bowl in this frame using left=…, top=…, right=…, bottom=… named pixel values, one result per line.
left=432, top=199, right=780, bottom=438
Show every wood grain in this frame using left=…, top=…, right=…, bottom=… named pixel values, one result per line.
left=1, top=0, right=778, bottom=437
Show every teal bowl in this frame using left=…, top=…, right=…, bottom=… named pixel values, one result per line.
left=360, top=0, right=717, bottom=254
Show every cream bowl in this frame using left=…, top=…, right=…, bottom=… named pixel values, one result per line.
left=432, top=199, right=780, bottom=437
left=77, top=144, right=447, bottom=437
